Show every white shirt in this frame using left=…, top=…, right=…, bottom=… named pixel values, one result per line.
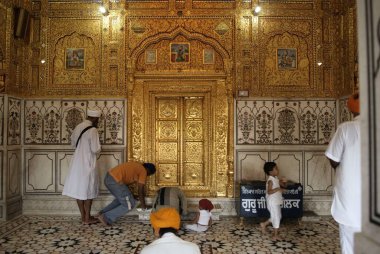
left=325, top=116, right=361, bottom=228
left=141, top=232, right=201, bottom=254
left=62, top=120, right=101, bottom=200
left=266, top=175, right=283, bottom=205
left=197, top=209, right=212, bottom=226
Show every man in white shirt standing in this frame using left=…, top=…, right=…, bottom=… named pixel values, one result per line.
left=325, top=92, right=361, bottom=254
left=62, top=108, right=101, bottom=225
left=141, top=207, right=201, bottom=254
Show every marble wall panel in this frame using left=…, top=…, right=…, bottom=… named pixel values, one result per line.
left=56, top=149, right=124, bottom=194
left=338, top=97, right=352, bottom=123
left=273, top=101, right=300, bottom=144
left=25, top=151, right=55, bottom=193
left=96, top=152, right=123, bottom=193
left=24, top=100, right=44, bottom=144
left=299, top=101, right=319, bottom=144
left=254, top=101, right=274, bottom=145
left=88, top=100, right=125, bottom=144
left=6, top=198, right=22, bottom=219
left=7, top=98, right=21, bottom=145
left=316, top=100, right=336, bottom=144
left=61, top=101, right=87, bottom=144
left=236, top=99, right=337, bottom=145
left=24, top=99, right=126, bottom=145
left=42, top=101, right=62, bottom=144
left=304, top=151, right=334, bottom=194
left=57, top=151, right=72, bottom=192
left=271, top=151, right=303, bottom=183
left=0, top=95, right=3, bottom=145
left=7, top=150, right=21, bottom=198
left=236, top=151, right=269, bottom=182
left=236, top=149, right=333, bottom=196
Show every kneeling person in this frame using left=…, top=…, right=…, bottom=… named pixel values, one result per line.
left=98, top=161, right=156, bottom=225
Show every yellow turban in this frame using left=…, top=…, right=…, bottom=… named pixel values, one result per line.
left=347, top=92, right=360, bottom=114
left=150, top=208, right=180, bottom=233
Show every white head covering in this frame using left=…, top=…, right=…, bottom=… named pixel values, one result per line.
left=87, top=108, right=101, bottom=118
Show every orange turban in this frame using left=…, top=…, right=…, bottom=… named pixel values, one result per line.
left=347, top=92, right=360, bottom=114
left=150, top=208, right=180, bottom=233
left=199, top=199, right=214, bottom=211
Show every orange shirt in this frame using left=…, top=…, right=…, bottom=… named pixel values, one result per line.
left=109, top=161, right=147, bottom=185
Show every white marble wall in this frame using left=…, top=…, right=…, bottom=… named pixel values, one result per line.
left=20, top=98, right=127, bottom=216
left=1, top=96, right=353, bottom=217
left=235, top=98, right=348, bottom=215
left=356, top=0, right=380, bottom=252
left=0, top=96, right=23, bottom=220
left=24, top=99, right=125, bottom=145
left=24, top=149, right=124, bottom=194
left=236, top=99, right=337, bottom=145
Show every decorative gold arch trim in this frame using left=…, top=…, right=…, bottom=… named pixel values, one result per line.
left=130, top=26, right=230, bottom=62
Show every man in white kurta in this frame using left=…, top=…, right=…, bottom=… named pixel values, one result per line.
left=62, top=109, right=101, bottom=225
left=325, top=92, right=361, bottom=254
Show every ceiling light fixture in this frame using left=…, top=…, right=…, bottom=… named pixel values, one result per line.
left=99, top=6, right=108, bottom=15
left=253, top=6, right=262, bottom=16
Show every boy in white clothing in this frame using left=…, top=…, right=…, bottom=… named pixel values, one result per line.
left=260, top=162, right=287, bottom=240
left=185, top=199, right=214, bottom=232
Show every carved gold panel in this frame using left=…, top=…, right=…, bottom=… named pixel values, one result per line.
left=157, top=142, right=178, bottom=162
left=158, top=121, right=177, bottom=140
left=158, top=163, right=178, bottom=185
left=158, top=99, right=178, bottom=119
left=143, top=87, right=220, bottom=196
left=184, top=163, right=204, bottom=185
left=155, top=96, right=207, bottom=187
left=184, top=141, right=203, bottom=162
left=185, top=98, right=202, bottom=118
left=185, top=121, right=203, bottom=140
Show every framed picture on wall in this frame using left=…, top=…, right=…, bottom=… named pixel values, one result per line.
left=65, top=48, right=85, bottom=70
left=145, top=49, right=157, bottom=64
left=170, top=43, right=190, bottom=63
left=277, top=48, right=297, bottom=70
left=203, top=49, right=214, bottom=64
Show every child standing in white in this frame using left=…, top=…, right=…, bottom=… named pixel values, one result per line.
left=260, top=162, right=287, bottom=240
left=185, top=199, right=214, bottom=232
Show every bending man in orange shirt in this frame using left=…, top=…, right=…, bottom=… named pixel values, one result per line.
left=97, top=161, right=156, bottom=226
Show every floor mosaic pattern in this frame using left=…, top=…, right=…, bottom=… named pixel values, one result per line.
left=0, top=215, right=340, bottom=253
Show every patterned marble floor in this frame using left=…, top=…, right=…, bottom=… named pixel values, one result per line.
left=0, top=215, right=340, bottom=254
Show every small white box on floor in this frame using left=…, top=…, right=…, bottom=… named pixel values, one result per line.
left=137, top=208, right=152, bottom=220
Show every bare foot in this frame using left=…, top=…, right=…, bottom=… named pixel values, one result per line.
left=272, top=235, right=283, bottom=241
left=82, top=218, right=99, bottom=225
left=98, top=214, right=109, bottom=226
left=260, top=222, right=267, bottom=234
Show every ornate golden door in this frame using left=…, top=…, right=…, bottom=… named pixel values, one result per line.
left=152, top=94, right=211, bottom=195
